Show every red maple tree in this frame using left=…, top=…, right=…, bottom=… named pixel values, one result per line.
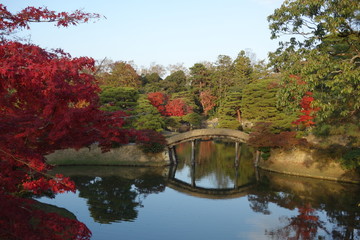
left=292, top=91, right=320, bottom=127
left=147, top=92, right=192, bottom=116
left=147, top=92, right=169, bottom=115
left=165, top=98, right=193, bottom=116
left=0, top=4, right=100, bottom=35
left=0, top=4, right=148, bottom=239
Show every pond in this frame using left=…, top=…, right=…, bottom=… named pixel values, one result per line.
left=38, top=140, right=360, bottom=240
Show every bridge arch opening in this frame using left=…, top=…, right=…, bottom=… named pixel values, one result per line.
left=166, top=135, right=259, bottom=196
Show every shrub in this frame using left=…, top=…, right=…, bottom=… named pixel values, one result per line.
left=182, top=113, right=203, bottom=128
left=136, top=130, right=167, bottom=153
left=99, top=86, right=138, bottom=112
left=313, top=124, right=331, bottom=137
left=247, top=122, right=308, bottom=149
left=341, top=148, right=360, bottom=171
left=164, top=116, right=182, bottom=130
left=259, top=147, right=271, bottom=160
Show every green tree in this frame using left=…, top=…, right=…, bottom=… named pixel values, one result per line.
left=241, top=79, right=296, bottom=132
left=162, top=70, right=188, bottom=94
left=141, top=72, right=162, bottom=85
left=140, top=72, right=163, bottom=93
left=182, top=112, right=203, bottom=129
left=268, top=0, right=360, bottom=127
left=189, top=63, right=212, bottom=90
left=232, top=51, right=253, bottom=88
left=99, top=86, right=139, bottom=112
left=212, top=52, right=256, bottom=107
left=217, top=89, right=243, bottom=129
left=133, top=95, right=165, bottom=132
left=172, top=90, right=202, bottom=113
left=212, top=55, right=235, bottom=104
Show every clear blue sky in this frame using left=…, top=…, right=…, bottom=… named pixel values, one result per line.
left=4, top=0, right=284, bottom=69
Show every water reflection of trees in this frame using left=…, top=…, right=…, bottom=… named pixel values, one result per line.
left=175, top=139, right=256, bottom=188
left=71, top=175, right=166, bottom=224
left=248, top=172, right=360, bottom=240
left=323, top=194, right=360, bottom=240
left=266, top=203, right=328, bottom=240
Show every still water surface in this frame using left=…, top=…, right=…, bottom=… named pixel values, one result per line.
left=39, top=140, right=360, bottom=240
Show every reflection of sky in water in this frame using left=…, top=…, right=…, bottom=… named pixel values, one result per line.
left=38, top=138, right=360, bottom=240
left=173, top=164, right=191, bottom=182
left=196, top=172, right=234, bottom=189
left=38, top=192, right=91, bottom=226
left=37, top=166, right=360, bottom=240
left=174, top=140, right=247, bottom=189
left=175, top=165, right=234, bottom=189
left=39, top=186, right=294, bottom=240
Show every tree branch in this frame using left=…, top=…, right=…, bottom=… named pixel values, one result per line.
left=350, top=53, right=360, bottom=64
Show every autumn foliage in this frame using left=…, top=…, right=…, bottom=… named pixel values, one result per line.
left=289, top=74, right=306, bottom=85
left=0, top=195, right=91, bottom=240
left=0, top=42, right=98, bottom=239
left=135, top=129, right=167, bottom=153
left=147, top=92, right=193, bottom=116
left=0, top=4, right=158, bottom=239
left=0, top=4, right=99, bottom=34
left=165, top=98, right=193, bottom=116
left=267, top=203, right=325, bottom=240
left=147, top=92, right=169, bottom=115
left=199, top=90, right=217, bottom=115
left=292, top=91, right=320, bottom=127
left=247, top=122, right=307, bottom=149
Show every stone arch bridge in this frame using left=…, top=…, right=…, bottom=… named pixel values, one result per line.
left=166, top=128, right=253, bottom=165
left=166, top=128, right=249, bottom=147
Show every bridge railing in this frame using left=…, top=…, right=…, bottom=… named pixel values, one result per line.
left=166, top=128, right=249, bottom=147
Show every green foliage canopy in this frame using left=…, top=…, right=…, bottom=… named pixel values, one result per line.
left=140, top=72, right=163, bottom=93
left=189, top=63, right=212, bottom=90
left=171, top=90, right=202, bottom=113
left=241, top=79, right=296, bottom=132
left=268, top=0, right=360, bottom=125
left=99, top=86, right=139, bottom=112
left=133, top=94, right=165, bottom=132
left=162, top=70, right=188, bottom=94
left=217, top=90, right=242, bottom=130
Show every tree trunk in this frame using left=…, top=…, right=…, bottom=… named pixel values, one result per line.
left=236, top=109, right=241, bottom=122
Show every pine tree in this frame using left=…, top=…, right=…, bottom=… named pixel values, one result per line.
left=217, top=90, right=242, bottom=129
left=133, top=95, right=165, bottom=132
left=99, top=86, right=139, bottom=112
left=241, top=79, right=296, bottom=132
left=171, top=90, right=202, bottom=113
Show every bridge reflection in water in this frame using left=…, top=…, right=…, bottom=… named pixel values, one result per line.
left=166, top=138, right=259, bottom=199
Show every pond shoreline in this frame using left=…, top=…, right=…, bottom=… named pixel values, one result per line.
left=46, top=133, right=360, bottom=184
left=258, top=147, right=360, bottom=184
left=258, top=166, right=360, bottom=184
left=46, top=143, right=170, bottom=167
